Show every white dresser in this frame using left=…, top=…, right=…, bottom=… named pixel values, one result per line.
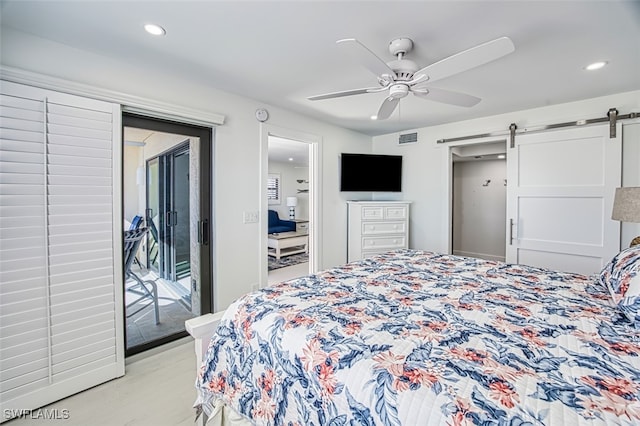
left=347, top=201, right=411, bottom=262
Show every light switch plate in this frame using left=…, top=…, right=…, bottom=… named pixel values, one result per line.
left=243, top=211, right=259, bottom=224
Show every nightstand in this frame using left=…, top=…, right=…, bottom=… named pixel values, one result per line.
left=292, top=219, right=309, bottom=234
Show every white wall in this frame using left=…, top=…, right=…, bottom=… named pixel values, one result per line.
left=0, top=28, right=372, bottom=311
left=452, top=159, right=506, bottom=261
left=267, top=160, right=309, bottom=220
left=373, top=91, right=640, bottom=254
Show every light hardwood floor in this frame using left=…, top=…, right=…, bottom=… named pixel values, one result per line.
left=8, top=265, right=309, bottom=425
left=268, top=261, right=309, bottom=285
left=8, top=338, right=198, bottom=425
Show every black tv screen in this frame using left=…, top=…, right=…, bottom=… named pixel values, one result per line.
left=340, top=153, right=402, bottom=192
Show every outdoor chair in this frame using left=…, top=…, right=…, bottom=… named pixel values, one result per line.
left=124, top=227, right=160, bottom=325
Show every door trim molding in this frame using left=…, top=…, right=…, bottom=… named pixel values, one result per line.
left=443, top=136, right=508, bottom=255
left=259, top=123, right=322, bottom=289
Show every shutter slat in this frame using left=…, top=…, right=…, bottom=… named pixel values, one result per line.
left=51, top=311, right=114, bottom=337
left=48, top=222, right=108, bottom=235
left=1, top=357, right=49, bottom=382
left=52, top=302, right=114, bottom=326
left=50, top=276, right=113, bottom=298
left=0, top=225, right=46, bottom=239
left=48, top=214, right=112, bottom=226
left=48, top=194, right=112, bottom=205
left=48, top=143, right=111, bottom=159
left=48, top=153, right=111, bottom=168
left=0, top=128, right=44, bottom=143
left=0, top=287, right=47, bottom=311
left=0, top=94, right=44, bottom=112
left=0, top=183, right=44, bottom=195
left=0, top=172, right=44, bottom=184
left=48, top=134, right=111, bottom=150
left=53, top=337, right=114, bottom=366
left=49, top=232, right=112, bottom=246
left=1, top=308, right=47, bottom=329
left=0, top=116, right=44, bottom=133
left=0, top=263, right=46, bottom=280
left=49, top=248, right=113, bottom=266
left=48, top=123, right=110, bottom=141
left=49, top=259, right=113, bottom=277
left=0, top=276, right=45, bottom=294
left=0, top=194, right=44, bottom=206
left=48, top=185, right=110, bottom=196
left=47, top=111, right=112, bottom=132
left=47, top=102, right=111, bottom=123
left=51, top=319, right=114, bottom=347
left=48, top=175, right=111, bottom=186
left=0, top=347, right=48, bottom=371
left=53, top=354, right=116, bottom=381
left=1, top=139, right=44, bottom=153
left=0, top=235, right=44, bottom=249
left=0, top=366, right=49, bottom=393
left=49, top=268, right=113, bottom=286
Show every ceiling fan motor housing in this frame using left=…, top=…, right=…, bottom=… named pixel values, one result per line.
left=389, top=84, right=409, bottom=99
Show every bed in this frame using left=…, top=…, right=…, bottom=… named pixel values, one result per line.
left=191, top=249, right=640, bottom=425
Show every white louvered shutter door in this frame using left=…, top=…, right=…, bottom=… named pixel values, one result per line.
left=0, top=81, right=124, bottom=420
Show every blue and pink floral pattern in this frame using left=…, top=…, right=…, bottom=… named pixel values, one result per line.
left=196, top=250, right=640, bottom=425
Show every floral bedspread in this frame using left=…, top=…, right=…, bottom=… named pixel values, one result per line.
left=196, top=250, right=640, bottom=425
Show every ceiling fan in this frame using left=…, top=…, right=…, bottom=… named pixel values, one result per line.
left=308, top=36, right=515, bottom=120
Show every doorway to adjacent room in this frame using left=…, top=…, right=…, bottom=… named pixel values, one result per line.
left=122, top=113, right=212, bottom=355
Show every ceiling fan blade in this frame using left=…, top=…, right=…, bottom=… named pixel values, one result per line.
left=414, top=36, right=515, bottom=84
left=307, top=87, right=381, bottom=101
left=413, top=87, right=481, bottom=107
left=376, top=97, right=400, bottom=120
left=337, top=38, right=397, bottom=78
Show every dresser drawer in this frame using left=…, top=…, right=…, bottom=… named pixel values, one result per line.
left=384, top=206, right=407, bottom=220
left=361, top=221, right=406, bottom=235
left=362, top=236, right=406, bottom=251
left=361, top=206, right=384, bottom=220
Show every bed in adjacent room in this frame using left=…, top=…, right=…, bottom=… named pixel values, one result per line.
left=193, top=249, right=640, bottom=425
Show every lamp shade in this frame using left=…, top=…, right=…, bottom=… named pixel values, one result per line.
left=286, top=196, right=298, bottom=207
left=612, top=187, right=640, bottom=223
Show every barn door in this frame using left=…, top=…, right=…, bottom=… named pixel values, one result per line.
left=506, top=123, right=621, bottom=275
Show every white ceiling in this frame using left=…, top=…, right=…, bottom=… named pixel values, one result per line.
left=2, top=1, right=639, bottom=137
left=268, top=136, right=309, bottom=167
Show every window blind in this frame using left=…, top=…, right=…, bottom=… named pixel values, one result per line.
left=267, top=175, right=279, bottom=201
left=0, top=81, right=124, bottom=419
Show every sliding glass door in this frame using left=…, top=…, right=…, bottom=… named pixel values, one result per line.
left=146, top=144, right=191, bottom=296
left=123, top=114, right=211, bottom=356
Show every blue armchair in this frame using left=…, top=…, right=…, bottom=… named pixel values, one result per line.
left=268, top=210, right=296, bottom=234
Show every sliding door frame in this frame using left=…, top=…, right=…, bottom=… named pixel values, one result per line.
left=122, top=113, right=212, bottom=355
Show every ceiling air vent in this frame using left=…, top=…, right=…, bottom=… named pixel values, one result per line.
left=398, top=132, right=418, bottom=145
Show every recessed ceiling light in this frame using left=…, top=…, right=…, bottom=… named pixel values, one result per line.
left=370, top=115, right=378, bottom=120
left=585, top=61, right=607, bottom=71
left=498, top=154, right=506, bottom=159
left=144, top=24, right=166, bottom=36
left=288, top=157, right=294, bottom=161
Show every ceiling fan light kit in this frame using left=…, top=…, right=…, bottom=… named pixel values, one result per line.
left=308, top=36, right=516, bottom=120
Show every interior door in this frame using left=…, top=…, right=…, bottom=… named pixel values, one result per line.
left=506, top=123, right=621, bottom=275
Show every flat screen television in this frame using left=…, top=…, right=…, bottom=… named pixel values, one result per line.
left=340, top=153, right=402, bottom=192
